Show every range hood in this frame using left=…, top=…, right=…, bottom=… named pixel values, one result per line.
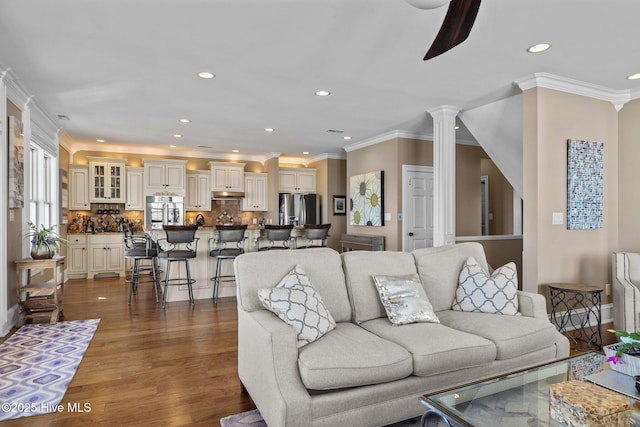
left=212, top=191, right=245, bottom=200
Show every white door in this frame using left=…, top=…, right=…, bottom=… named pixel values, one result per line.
left=402, top=165, right=433, bottom=252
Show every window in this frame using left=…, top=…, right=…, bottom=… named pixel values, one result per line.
left=29, top=143, right=56, bottom=228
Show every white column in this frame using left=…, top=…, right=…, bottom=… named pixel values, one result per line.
left=0, top=72, right=9, bottom=335
left=428, top=105, right=460, bottom=247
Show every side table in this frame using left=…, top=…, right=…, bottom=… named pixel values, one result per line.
left=15, top=257, right=65, bottom=326
left=548, top=282, right=603, bottom=350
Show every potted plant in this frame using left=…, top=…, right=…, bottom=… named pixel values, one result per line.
left=25, top=222, right=67, bottom=259
left=604, top=329, right=640, bottom=376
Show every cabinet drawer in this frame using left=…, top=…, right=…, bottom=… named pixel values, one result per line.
left=68, top=234, right=88, bottom=245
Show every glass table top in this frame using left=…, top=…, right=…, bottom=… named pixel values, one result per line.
left=420, top=352, right=640, bottom=427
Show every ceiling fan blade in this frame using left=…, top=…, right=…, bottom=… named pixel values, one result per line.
left=424, top=0, right=481, bottom=60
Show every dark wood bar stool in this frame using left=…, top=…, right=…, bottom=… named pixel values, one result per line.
left=124, top=231, right=160, bottom=305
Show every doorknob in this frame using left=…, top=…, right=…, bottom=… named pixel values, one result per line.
left=409, top=232, right=414, bottom=236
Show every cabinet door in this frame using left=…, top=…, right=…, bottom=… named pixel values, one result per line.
left=211, top=167, right=229, bottom=190
left=89, top=246, right=108, bottom=272
left=279, top=170, right=297, bottom=193
left=296, top=170, right=316, bottom=193
left=255, top=175, right=268, bottom=210
left=106, top=244, right=124, bottom=271
left=185, top=173, right=199, bottom=210
left=126, top=168, right=144, bottom=210
left=227, top=166, right=244, bottom=191
left=241, top=175, right=257, bottom=211
left=165, top=164, right=185, bottom=190
left=68, top=245, right=87, bottom=274
left=196, top=173, right=211, bottom=210
left=109, top=163, right=125, bottom=202
left=91, top=163, right=107, bottom=201
left=69, top=167, right=90, bottom=210
left=145, top=163, right=167, bottom=189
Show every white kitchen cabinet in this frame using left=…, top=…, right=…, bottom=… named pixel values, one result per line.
left=69, top=165, right=90, bottom=210
left=88, top=234, right=125, bottom=279
left=67, top=234, right=88, bottom=279
left=143, top=159, right=186, bottom=195
left=186, top=171, right=211, bottom=211
left=241, top=173, right=268, bottom=211
left=125, top=167, right=144, bottom=210
left=88, top=157, right=126, bottom=203
left=209, top=162, right=245, bottom=192
left=279, top=168, right=316, bottom=193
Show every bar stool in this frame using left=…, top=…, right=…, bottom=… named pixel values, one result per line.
left=210, top=225, right=247, bottom=302
left=124, top=231, right=161, bottom=305
left=157, top=225, right=199, bottom=308
left=298, top=224, right=331, bottom=248
left=259, top=224, right=294, bottom=250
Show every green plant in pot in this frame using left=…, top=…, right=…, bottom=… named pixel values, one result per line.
left=25, top=222, right=67, bottom=259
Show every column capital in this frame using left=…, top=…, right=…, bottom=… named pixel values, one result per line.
left=427, top=105, right=461, bottom=117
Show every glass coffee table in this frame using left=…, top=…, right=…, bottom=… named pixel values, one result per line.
left=420, top=352, right=640, bottom=426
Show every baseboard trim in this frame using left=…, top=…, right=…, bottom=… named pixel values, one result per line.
left=0, top=304, right=18, bottom=337
left=549, top=303, right=613, bottom=331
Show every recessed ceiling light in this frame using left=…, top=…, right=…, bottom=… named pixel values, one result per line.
left=173, top=134, right=182, bottom=138
left=265, top=128, right=274, bottom=132
left=343, top=136, right=352, bottom=140
left=527, top=43, right=551, bottom=53
left=627, top=73, right=640, bottom=80
left=455, top=126, right=460, bottom=129
left=315, top=90, right=331, bottom=97
left=197, top=71, right=215, bottom=79
left=96, top=139, right=105, bottom=142
left=179, top=118, right=191, bottom=123
left=303, top=151, right=309, bottom=155
left=232, top=150, right=239, bottom=153
left=170, top=145, right=177, bottom=148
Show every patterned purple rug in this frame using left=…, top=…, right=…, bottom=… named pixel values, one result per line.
left=0, top=319, right=100, bottom=421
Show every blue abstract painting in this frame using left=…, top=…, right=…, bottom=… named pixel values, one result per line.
left=567, top=139, right=603, bottom=230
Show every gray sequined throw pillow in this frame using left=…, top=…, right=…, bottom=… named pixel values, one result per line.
left=258, top=265, right=336, bottom=347
left=372, top=273, right=440, bottom=326
left=451, top=257, right=519, bottom=315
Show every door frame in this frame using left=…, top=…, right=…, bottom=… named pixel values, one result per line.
left=402, top=165, right=434, bottom=252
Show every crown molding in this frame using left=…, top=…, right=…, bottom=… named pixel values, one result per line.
left=631, top=88, right=640, bottom=101
left=344, top=130, right=403, bottom=152
left=514, top=72, right=631, bottom=111
left=1, top=68, right=31, bottom=109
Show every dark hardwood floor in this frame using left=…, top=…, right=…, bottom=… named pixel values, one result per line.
left=1, top=275, right=619, bottom=426
left=1, top=276, right=255, bottom=426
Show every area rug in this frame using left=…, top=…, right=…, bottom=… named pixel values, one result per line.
left=220, top=409, right=421, bottom=427
left=0, top=319, right=100, bottom=421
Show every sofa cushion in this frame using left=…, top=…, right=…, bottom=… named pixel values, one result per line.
left=436, top=310, right=558, bottom=360
left=372, top=273, right=439, bottom=326
left=297, top=322, right=413, bottom=390
left=413, top=243, right=489, bottom=312
left=451, top=257, right=519, bottom=315
left=360, top=318, right=496, bottom=377
left=235, top=248, right=352, bottom=322
left=258, top=265, right=336, bottom=347
left=342, top=251, right=418, bottom=324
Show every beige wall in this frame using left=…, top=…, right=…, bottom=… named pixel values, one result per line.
left=456, top=145, right=483, bottom=236
left=481, top=157, right=514, bottom=235
left=307, top=158, right=347, bottom=251
left=523, top=87, right=618, bottom=304
left=618, top=99, right=640, bottom=252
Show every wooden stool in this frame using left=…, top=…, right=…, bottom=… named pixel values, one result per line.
left=15, top=257, right=65, bottom=326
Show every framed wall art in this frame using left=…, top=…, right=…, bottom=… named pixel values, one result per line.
left=8, top=116, right=24, bottom=208
left=333, top=195, right=346, bottom=215
left=349, top=170, right=384, bottom=226
left=567, top=139, right=603, bottom=230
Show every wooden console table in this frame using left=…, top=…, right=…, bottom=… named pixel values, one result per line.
left=340, top=234, right=384, bottom=252
left=15, top=257, right=65, bottom=326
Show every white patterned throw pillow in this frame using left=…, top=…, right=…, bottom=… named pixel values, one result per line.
left=451, top=257, right=519, bottom=315
left=258, top=265, right=336, bottom=347
left=372, top=274, right=440, bottom=326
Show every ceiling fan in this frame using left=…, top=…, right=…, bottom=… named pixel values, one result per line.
left=406, top=0, right=482, bottom=60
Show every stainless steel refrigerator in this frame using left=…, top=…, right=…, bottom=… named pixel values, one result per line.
left=279, top=193, right=320, bottom=226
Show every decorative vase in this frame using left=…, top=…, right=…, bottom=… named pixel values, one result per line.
left=31, top=244, right=54, bottom=259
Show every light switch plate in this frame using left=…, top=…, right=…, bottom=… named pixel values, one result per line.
left=384, top=213, right=391, bottom=221
left=552, top=212, right=563, bottom=225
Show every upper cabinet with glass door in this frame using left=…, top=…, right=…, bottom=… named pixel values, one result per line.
left=88, top=157, right=127, bottom=203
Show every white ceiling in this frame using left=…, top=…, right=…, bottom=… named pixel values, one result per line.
left=1, top=0, right=639, bottom=163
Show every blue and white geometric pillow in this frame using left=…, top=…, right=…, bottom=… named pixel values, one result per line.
left=258, top=265, right=336, bottom=347
left=451, top=257, right=519, bottom=315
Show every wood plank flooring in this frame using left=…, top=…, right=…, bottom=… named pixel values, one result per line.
left=1, top=276, right=255, bottom=426
left=1, top=275, right=619, bottom=426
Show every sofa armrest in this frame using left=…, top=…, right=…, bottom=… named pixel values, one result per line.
left=238, top=309, right=312, bottom=427
left=517, top=291, right=548, bottom=319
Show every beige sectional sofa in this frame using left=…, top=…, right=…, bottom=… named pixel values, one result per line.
left=234, top=242, right=569, bottom=427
